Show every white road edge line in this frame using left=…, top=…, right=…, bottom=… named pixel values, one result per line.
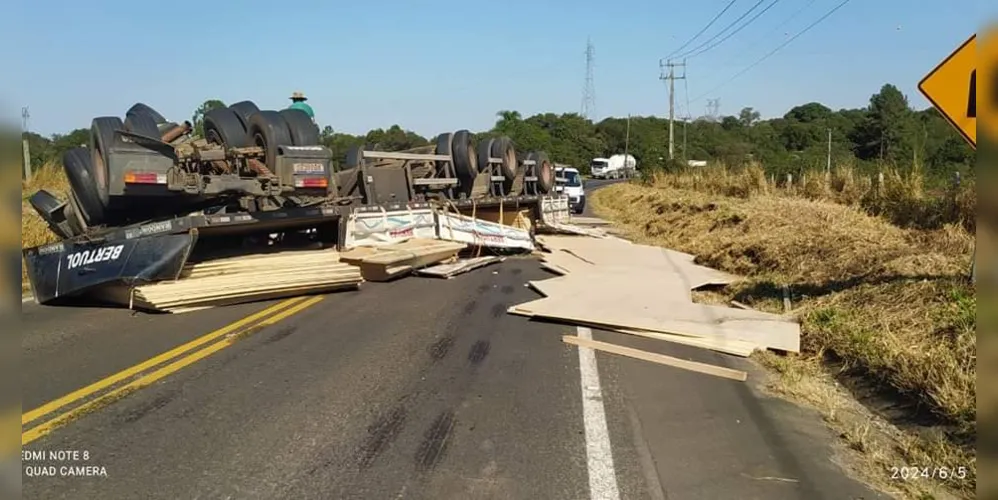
left=577, top=326, right=621, bottom=500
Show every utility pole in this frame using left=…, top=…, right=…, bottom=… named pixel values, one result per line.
left=624, top=114, right=631, bottom=177
left=22, top=107, right=31, bottom=181
left=825, top=128, right=832, bottom=174
left=659, top=59, right=686, bottom=161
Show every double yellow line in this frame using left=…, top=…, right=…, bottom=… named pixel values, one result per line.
left=22, top=295, right=324, bottom=445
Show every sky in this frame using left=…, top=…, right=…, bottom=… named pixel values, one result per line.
left=3, top=0, right=991, bottom=139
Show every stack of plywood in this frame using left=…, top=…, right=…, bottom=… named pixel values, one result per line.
left=340, top=238, right=468, bottom=281
left=511, top=234, right=801, bottom=367
left=120, top=248, right=363, bottom=313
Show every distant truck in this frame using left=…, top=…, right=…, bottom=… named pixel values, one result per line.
left=590, top=154, right=637, bottom=179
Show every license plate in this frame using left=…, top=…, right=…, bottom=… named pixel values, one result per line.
left=293, top=163, right=325, bottom=174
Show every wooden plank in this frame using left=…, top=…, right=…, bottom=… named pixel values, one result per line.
left=416, top=256, right=502, bottom=278
left=508, top=293, right=800, bottom=352
left=562, top=335, right=747, bottom=381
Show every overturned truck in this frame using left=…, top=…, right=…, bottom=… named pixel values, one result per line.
left=24, top=100, right=573, bottom=306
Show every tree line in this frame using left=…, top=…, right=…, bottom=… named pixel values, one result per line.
left=23, top=83, right=974, bottom=186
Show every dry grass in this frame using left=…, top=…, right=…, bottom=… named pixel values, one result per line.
left=21, top=162, right=69, bottom=291
left=592, top=168, right=976, bottom=499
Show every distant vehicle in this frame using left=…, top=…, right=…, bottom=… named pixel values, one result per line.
left=687, top=160, right=708, bottom=167
left=590, top=154, right=637, bottom=179
left=555, top=165, right=585, bottom=214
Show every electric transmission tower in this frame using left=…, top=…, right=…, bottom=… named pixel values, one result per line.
left=581, top=38, right=597, bottom=120
left=706, top=98, right=721, bottom=121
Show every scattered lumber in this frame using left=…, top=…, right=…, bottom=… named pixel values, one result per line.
left=343, top=238, right=468, bottom=282
left=568, top=216, right=612, bottom=226
left=563, top=336, right=748, bottom=381
left=417, top=256, right=503, bottom=279
left=111, top=248, right=363, bottom=313
left=515, top=234, right=803, bottom=362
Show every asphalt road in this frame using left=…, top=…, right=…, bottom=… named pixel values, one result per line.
left=20, top=180, right=885, bottom=500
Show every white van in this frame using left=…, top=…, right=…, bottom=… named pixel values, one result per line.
left=554, top=166, right=585, bottom=214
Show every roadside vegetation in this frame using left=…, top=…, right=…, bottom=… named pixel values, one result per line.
left=592, top=163, right=975, bottom=499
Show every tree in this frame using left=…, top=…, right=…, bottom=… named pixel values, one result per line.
left=738, top=107, right=761, bottom=127
left=191, top=99, right=227, bottom=139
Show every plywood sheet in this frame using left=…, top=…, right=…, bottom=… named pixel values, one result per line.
left=510, top=293, right=800, bottom=352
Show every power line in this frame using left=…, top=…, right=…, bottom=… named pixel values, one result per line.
left=673, top=0, right=767, bottom=60
left=689, top=0, right=852, bottom=105
left=722, top=0, right=819, bottom=65
left=684, top=0, right=782, bottom=60
left=662, top=0, right=738, bottom=62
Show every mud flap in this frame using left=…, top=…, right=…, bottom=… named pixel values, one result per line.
left=23, top=231, right=197, bottom=305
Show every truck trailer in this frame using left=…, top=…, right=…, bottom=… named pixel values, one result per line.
left=23, top=100, right=573, bottom=307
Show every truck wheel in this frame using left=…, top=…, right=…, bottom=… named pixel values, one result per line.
left=124, top=107, right=161, bottom=138
left=62, top=147, right=106, bottom=226
left=126, top=103, right=167, bottom=125
left=204, top=108, right=251, bottom=148
left=249, top=110, right=294, bottom=170
left=530, top=151, right=555, bottom=194
left=477, top=138, right=495, bottom=174
left=279, top=109, right=320, bottom=146
left=434, top=132, right=454, bottom=177
left=490, top=137, right=517, bottom=180
left=228, top=101, right=260, bottom=130
left=451, top=130, right=477, bottom=181
left=90, top=117, right=123, bottom=209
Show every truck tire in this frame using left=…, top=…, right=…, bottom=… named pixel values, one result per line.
left=490, top=137, right=517, bottom=180
left=434, top=132, right=454, bottom=176
left=126, top=103, right=167, bottom=125
left=249, top=110, right=294, bottom=170
left=279, top=109, right=320, bottom=146
left=228, top=101, right=260, bottom=130
left=529, top=151, right=555, bottom=194
left=90, top=116, right=123, bottom=209
left=204, top=108, right=251, bottom=148
left=65, top=191, right=88, bottom=235
left=124, top=107, right=161, bottom=138
left=451, top=130, right=477, bottom=181
left=62, top=147, right=106, bottom=226
left=476, top=138, right=494, bottom=174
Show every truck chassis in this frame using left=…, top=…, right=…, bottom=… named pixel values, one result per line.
left=23, top=101, right=569, bottom=306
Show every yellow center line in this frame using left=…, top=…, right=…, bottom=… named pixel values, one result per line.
left=22, top=296, right=308, bottom=427
left=22, top=295, right=324, bottom=446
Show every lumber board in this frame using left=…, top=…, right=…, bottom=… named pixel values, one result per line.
left=562, top=335, right=747, bottom=381
left=509, top=294, right=800, bottom=352
left=359, top=264, right=413, bottom=282
left=416, top=256, right=502, bottom=278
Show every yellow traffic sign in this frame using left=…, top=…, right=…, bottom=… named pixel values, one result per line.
left=918, top=34, right=976, bottom=148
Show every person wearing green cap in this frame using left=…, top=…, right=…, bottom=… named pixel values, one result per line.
left=288, top=91, right=315, bottom=123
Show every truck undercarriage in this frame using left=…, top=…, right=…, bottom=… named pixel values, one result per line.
left=23, top=100, right=578, bottom=307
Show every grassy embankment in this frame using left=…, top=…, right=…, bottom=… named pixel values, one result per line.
left=592, top=164, right=976, bottom=499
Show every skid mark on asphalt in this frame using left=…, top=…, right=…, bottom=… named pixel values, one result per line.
left=115, top=389, right=179, bottom=425
left=262, top=325, right=299, bottom=344
left=461, top=300, right=479, bottom=316
left=414, top=410, right=456, bottom=471
left=429, top=336, right=455, bottom=361
left=489, top=303, right=507, bottom=318
left=356, top=405, right=410, bottom=470
left=467, top=341, right=491, bottom=366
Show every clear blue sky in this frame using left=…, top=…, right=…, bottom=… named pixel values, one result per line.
left=4, top=0, right=990, bottom=138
